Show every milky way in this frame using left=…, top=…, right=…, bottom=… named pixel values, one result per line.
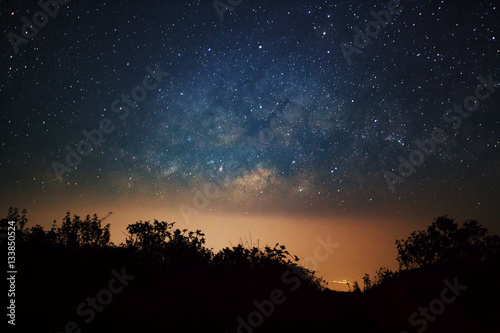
left=1, top=0, right=499, bottom=218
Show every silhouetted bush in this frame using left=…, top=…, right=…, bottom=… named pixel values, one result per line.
left=395, top=216, right=499, bottom=270
left=0, top=207, right=28, bottom=232
left=58, top=212, right=111, bottom=248
left=374, top=266, right=398, bottom=286
left=5, top=208, right=499, bottom=333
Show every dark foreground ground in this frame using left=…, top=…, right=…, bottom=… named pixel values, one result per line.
left=11, top=244, right=499, bottom=333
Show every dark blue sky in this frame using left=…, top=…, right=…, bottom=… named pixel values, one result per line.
left=1, top=0, right=499, bottom=225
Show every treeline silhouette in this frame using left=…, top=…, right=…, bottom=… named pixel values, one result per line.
left=1, top=208, right=499, bottom=333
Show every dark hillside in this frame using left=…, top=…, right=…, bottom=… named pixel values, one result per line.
left=2, top=209, right=499, bottom=332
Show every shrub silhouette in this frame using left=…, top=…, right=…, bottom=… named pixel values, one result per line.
left=1, top=208, right=111, bottom=250
left=374, top=266, right=398, bottom=286
left=125, top=220, right=212, bottom=266
left=0, top=207, right=28, bottom=231
left=58, top=212, right=111, bottom=248
left=213, top=243, right=298, bottom=268
left=125, top=220, right=175, bottom=259
left=212, top=242, right=325, bottom=291
left=4, top=208, right=500, bottom=333
left=5, top=207, right=326, bottom=292
left=395, top=215, right=500, bottom=270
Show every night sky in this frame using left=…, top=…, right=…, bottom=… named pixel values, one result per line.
left=1, top=0, right=499, bottom=288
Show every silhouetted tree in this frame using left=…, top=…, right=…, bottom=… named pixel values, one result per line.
left=20, top=223, right=59, bottom=247
left=58, top=212, right=110, bottom=248
left=126, top=219, right=174, bottom=254
left=165, top=227, right=212, bottom=264
left=125, top=220, right=213, bottom=265
left=363, top=273, right=371, bottom=292
left=0, top=207, right=28, bottom=231
left=395, top=216, right=498, bottom=270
